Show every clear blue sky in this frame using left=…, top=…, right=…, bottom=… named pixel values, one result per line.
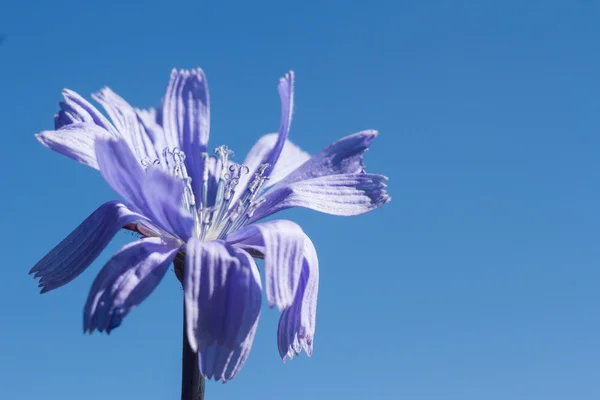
left=1, top=1, right=599, bottom=399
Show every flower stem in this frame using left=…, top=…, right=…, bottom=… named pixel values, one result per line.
left=181, top=303, right=205, bottom=400
left=175, top=256, right=205, bottom=400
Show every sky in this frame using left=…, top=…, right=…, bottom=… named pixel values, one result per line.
left=0, top=0, right=599, bottom=399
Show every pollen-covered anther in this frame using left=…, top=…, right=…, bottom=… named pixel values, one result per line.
left=248, top=163, right=271, bottom=201
left=214, top=145, right=234, bottom=178
left=225, top=164, right=250, bottom=200
left=247, top=198, right=266, bottom=218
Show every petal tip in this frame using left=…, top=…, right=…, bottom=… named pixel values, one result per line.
left=279, top=71, right=295, bottom=87
left=34, top=131, right=48, bottom=145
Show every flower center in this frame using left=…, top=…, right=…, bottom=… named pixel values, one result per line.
left=141, top=146, right=270, bottom=241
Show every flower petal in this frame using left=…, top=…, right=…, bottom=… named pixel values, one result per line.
left=141, top=167, right=195, bottom=241
left=232, top=72, right=295, bottom=202
left=200, top=317, right=259, bottom=383
left=92, top=88, right=165, bottom=162
left=263, top=71, right=295, bottom=170
left=95, top=138, right=194, bottom=240
left=277, top=130, right=378, bottom=186
left=250, top=173, right=391, bottom=222
left=162, top=68, right=210, bottom=205
left=84, top=237, right=180, bottom=333
left=30, top=201, right=146, bottom=293
left=135, top=106, right=164, bottom=149
left=36, top=123, right=111, bottom=169
left=54, top=89, right=118, bottom=135
left=227, top=220, right=306, bottom=310
left=232, top=134, right=310, bottom=204
left=184, top=240, right=261, bottom=382
left=278, top=237, right=319, bottom=361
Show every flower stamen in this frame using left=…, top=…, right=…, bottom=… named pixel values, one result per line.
left=139, top=146, right=270, bottom=241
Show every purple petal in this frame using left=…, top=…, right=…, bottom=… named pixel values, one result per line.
left=162, top=68, right=210, bottom=205
left=30, top=201, right=146, bottom=293
left=135, top=106, right=164, bottom=149
left=84, top=237, right=180, bottom=333
left=92, top=88, right=165, bottom=162
left=233, top=72, right=295, bottom=202
left=184, top=240, right=261, bottom=382
left=36, top=123, right=111, bottom=169
left=250, top=173, right=391, bottom=222
left=278, top=237, right=319, bottom=361
left=264, top=71, right=295, bottom=170
left=200, top=318, right=259, bottom=383
left=277, top=130, right=378, bottom=186
left=232, top=134, right=310, bottom=204
left=95, top=138, right=193, bottom=240
left=141, top=168, right=195, bottom=241
left=227, top=220, right=306, bottom=310
left=54, top=89, right=118, bottom=135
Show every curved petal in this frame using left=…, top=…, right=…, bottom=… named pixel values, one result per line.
left=184, top=240, right=261, bottom=382
left=135, top=106, right=164, bottom=149
left=227, top=220, right=306, bottom=310
left=141, top=168, right=195, bottom=241
left=199, top=316, right=259, bottom=383
left=92, top=88, right=164, bottom=162
left=54, top=89, right=119, bottom=135
left=95, top=138, right=194, bottom=241
left=264, top=71, right=295, bottom=170
left=250, top=173, right=391, bottom=222
left=233, top=72, right=295, bottom=202
left=276, top=130, right=378, bottom=186
left=278, top=236, right=319, bottom=361
left=232, top=134, right=310, bottom=205
left=36, top=123, right=111, bottom=169
left=30, top=201, right=146, bottom=293
left=162, top=68, right=210, bottom=205
left=84, top=237, right=180, bottom=333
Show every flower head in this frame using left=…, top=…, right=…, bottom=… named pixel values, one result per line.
left=31, top=68, right=390, bottom=382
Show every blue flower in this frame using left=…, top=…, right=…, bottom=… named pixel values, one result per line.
left=32, top=68, right=390, bottom=382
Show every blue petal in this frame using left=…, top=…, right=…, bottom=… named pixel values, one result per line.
left=227, top=220, right=306, bottom=310
left=40, top=88, right=120, bottom=169
left=233, top=72, right=295, bottom=201
left=92, top=88, right=166, bottom=163
left=162, top=68, right=210, bottom=205
left=36, top=123, right=110, bottom=169
left=200, top=318, right=259, bottom=383
left=30, top=201, right=146, bottom=293
left=141, top=167, right=195, bottom=241
left=135, top=106, right=164, bottom=151
left=184, top=240, right=262, bottom=382
left=54, top=89, right=119, bottom=135
left=264, top=71, right=295, bottom=170
left=277, top=130, right=378, bottom=185
left=95, top=138, right=193, bottom=240
left=277, top=237, right=319, bottom=361
left=250, top=173, right=391, bottom=222
left=84, top=237, right=180, bottom=333
left=231, top=133, right=310, bottom=205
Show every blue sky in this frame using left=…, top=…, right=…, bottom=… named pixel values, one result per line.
left=1, top=0, right=599, bottom=399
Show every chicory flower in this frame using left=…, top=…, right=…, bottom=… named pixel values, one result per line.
left=31, top=68, right=390, bottom=382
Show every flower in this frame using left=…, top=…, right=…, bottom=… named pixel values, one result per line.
left=31, top=68, right=390, bottom=382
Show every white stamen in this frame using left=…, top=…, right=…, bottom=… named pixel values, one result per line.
left=139, top=145, right=269, bottom=241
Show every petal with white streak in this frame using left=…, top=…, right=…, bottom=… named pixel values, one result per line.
left=277, top=237, right=319, bottom=361
left=184, top=240, right=262, bottom=382
left=30, top=201, right=146, bottom=293
left=227, top=220, right=306, bottom=310
left=250, top=173, right=390, bottom=222
left=84, top=237, right=180, bottom=333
